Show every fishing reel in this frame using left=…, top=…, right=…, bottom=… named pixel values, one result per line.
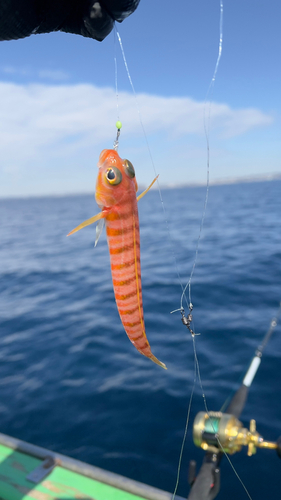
left=193, top=411, right=280, bottom=457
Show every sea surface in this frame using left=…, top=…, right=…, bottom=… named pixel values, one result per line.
left=0, top=180, right=281, bottom=499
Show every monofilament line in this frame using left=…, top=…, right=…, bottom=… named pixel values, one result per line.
left=114, top=28, right=120, bottom=123
left=116, top=15, right=251, bottom=500
left=174, top=1, right=251, bottom=497
left=115, top=25, right=186, bottom=296
left=192, top=335, right=253, bottom=500
left=173, top=10, right=224, bottom=493
left=171, top=358, right=196, bottom=500
left=180, top=0, right=224, bottom=311
left=115, top=27, right=157, bottom=178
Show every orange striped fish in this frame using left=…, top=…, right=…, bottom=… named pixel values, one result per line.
left=68, top=149, right=166, bottom=369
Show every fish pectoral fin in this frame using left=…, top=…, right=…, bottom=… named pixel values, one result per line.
left=67, top=211, right=105, bottom=236
left=137, top=175, right=159, bottom=202
left=95, top=218, right=105, bottom=247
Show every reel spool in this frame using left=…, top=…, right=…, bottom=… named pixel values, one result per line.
left=193, top=411, right=278, bottom=456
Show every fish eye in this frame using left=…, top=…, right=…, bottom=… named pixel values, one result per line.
left=124, top=159, right=135, bottom=179
left=105, top=166, right=122, bottom=185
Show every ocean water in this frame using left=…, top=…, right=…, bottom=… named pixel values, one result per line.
left=0, top=180, right=280, bottom=499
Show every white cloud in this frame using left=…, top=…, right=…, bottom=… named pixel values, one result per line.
left=0, top=81, right=275, bottom=196
left=38, top=69, right=69, bottom=81
left=1, top=66, right=69, bottom=81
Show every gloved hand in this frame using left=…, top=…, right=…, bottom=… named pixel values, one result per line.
left=0, top=0, right=140, bottom=42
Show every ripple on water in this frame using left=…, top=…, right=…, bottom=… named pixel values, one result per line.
left=0, top=183, right=280, bottom=498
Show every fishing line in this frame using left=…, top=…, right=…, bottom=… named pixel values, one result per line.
left=193, top=335, right=253, bottom=500
left=172, top=3, right=225, bottom=497
left=171, top=357, right=196, bottom=500
left=181, top=4, right=254, bottom=494
left=113, top=29, right=122, bottom=151
left=112, top=33, right=197, bottom=495
left=114, top=23, right=199, bottom=496
left=114, top=28, right=120, bottom=124
left=172, top=2, right=253, bottom=498
left=180, top=0, right=224, bottom=311
left=114, top=24, right=186, bottom=296
left=114, top=8, right=252, bottom=499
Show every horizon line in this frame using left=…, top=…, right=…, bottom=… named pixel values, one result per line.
left=1, top=172, right=281, bottom=200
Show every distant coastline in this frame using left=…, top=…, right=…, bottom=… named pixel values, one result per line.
left=162, top=172, right=281, bottom=189
left=1, top=172, right=281, bottom=199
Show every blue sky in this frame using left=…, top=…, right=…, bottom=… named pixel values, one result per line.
left=0, top=0, right=280, bottom=197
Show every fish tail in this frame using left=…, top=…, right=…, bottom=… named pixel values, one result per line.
left=149, top=354, right=167, bottom=370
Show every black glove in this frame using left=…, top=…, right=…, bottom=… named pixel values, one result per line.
left=0, top=0, right=140, bottom=42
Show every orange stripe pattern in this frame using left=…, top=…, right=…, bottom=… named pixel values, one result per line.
left=106, top=199, right=151, bottom=352
left=100, top=150, right=166, bottom=369
left=68, top=149, right=166, bottom=369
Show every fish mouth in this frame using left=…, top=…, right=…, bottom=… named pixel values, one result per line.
left=98, top=149, right=118, bottom=168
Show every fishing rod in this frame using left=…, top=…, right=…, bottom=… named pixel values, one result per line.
left=187, top=302, right=281, bottom=500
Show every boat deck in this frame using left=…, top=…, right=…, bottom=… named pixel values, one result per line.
left=0, top=433, right=184, bottom=500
